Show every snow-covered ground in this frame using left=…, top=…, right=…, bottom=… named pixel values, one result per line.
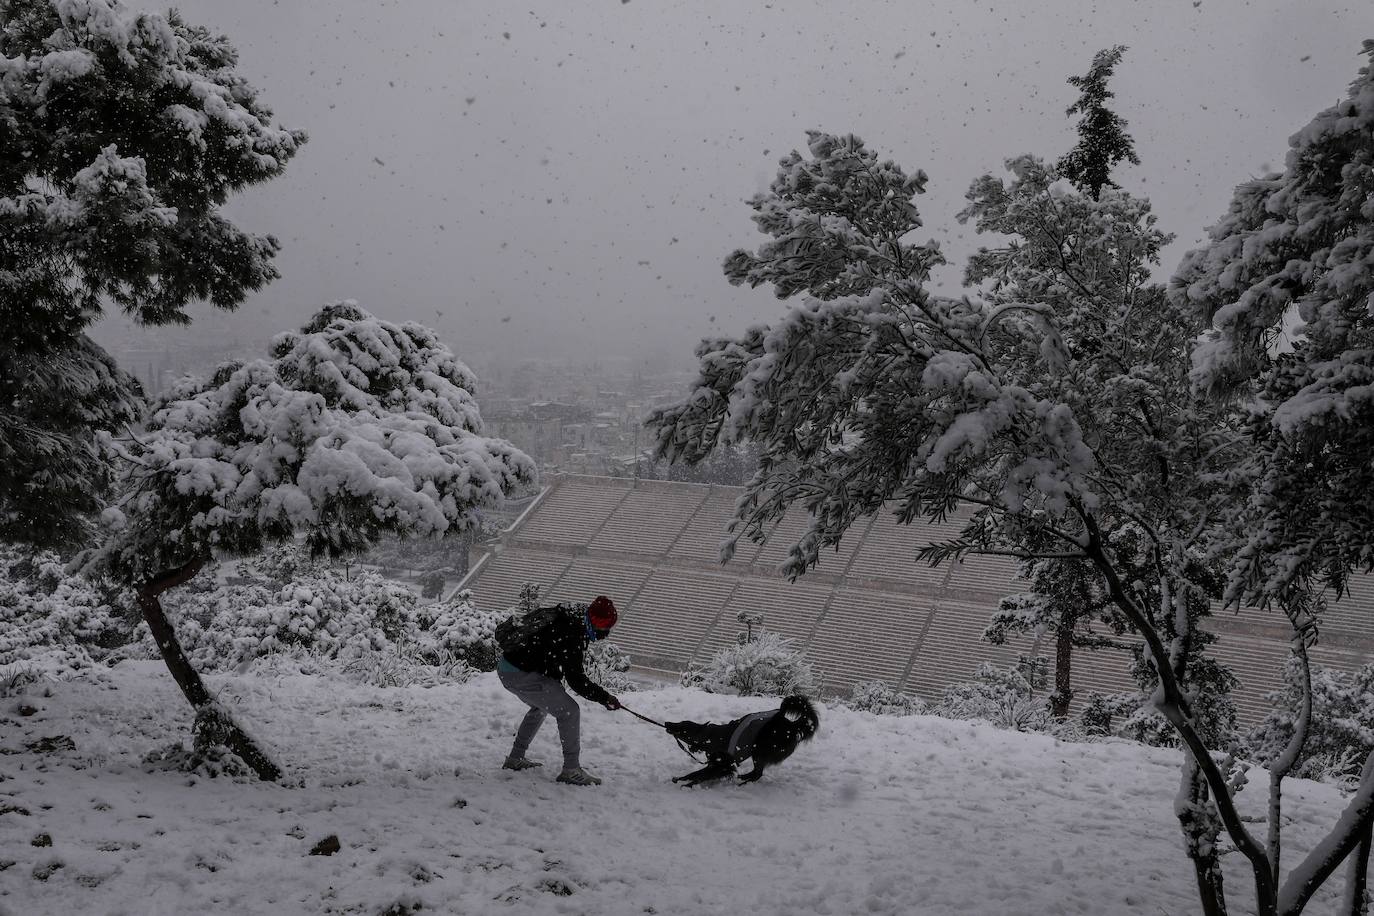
left=0, top=663, right=1353, bottom=915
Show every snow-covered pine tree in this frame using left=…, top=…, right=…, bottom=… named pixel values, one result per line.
left=0, top=0, right=305, bottom=546
left=985, top=555, right=1130, bottom=719
left=1173, top=41, right=1374, bottom=916
left=80, top=302, right=536, bottom=779
left=1056, top=45, right=1140, bottom=201
left=646, top=131, right=1255, bottom=915
left=1175, top=40, right=1374, bottom=612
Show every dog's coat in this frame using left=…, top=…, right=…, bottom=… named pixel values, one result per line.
left=664, top=695, right=819, bottom=786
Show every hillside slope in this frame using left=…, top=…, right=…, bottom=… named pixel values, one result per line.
left=0, top=663, right=1353, bottom=915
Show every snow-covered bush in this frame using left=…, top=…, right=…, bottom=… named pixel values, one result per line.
left=1076, top=692, right=1141, bottom=738
left=234, top=543, right=315, bottom=585
left=587, top=641, right=637, bottom=695
left=845, top=680, right=926, bottom=716
left=421, top=590, right=510, bottom=671
left=342, top=640, right=477, bottom=689
left=0, top=545, right=133, bottom=688
left=933, top=662, right=1050, bottom=733
left=1248, top=658, right=1374, bottom=786
left=158, top=568, right=421, bottom=672
left=680, top=632, right=818, bottom=697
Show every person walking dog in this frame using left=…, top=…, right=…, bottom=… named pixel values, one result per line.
left=495, top=595, right=622, bottom=785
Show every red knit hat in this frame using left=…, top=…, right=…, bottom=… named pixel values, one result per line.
left=587, top=595, right=618, bottom=630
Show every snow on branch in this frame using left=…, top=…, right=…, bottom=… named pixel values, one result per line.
left=82, top=302, right=535, bottom=585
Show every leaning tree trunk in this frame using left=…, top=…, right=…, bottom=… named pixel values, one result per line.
left=1344, top=820, right=1373, bottom=916
left=136, top=558, right=281, bottom=781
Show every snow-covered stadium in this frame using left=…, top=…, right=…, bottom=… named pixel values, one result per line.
left=461, top=475, right=1374, bottom=725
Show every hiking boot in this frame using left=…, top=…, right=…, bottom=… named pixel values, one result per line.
left=502, top=756, right=543, bottom=771
left=556, top=767, right=602, bottom=786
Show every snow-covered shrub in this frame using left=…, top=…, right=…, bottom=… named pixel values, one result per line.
left=1116, top=707, right=1180, bottom=748
left=342, top=640, right=477, bottom=689
left=1248, top=658, right=1374, bottom=786
left=420, top=590, right=511, bottom=671
left=845, top=680, right=926, bottom=716
left=234, top=543, right=315, bottom=585
left=1077, top=692, right=1141, bottom=737
left=587, top=641, right=637, bottom=694
left=934, top=662, right=1050, bottom=733
left=680, top=632, right=818, bottom=697
left=160, top=568, right=422, bottom=672
left=0, top=545, right=133, bottom=688
left=420, top=571, right=447, bottom=600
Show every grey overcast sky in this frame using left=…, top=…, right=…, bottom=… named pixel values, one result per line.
left=119, top=0, right=1374, bottom=368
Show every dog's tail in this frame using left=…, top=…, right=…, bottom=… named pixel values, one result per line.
left=781, top=695, right=819, bottom=740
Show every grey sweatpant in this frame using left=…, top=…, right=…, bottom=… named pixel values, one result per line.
left=498, top=666, right=581, bottom=770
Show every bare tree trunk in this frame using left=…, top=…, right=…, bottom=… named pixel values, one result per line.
left=136, top=558, right=282, bottom=782
left=1179, top=758, right=1229, bottom=916
left=1050, top=608, right=1074, bottom=719
left=1079, top=516, right=1275, bottom=914
left=1343, top=820, right=1373, bottom=916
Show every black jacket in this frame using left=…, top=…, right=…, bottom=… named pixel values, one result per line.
left=502, top=605, right=614, bottom=706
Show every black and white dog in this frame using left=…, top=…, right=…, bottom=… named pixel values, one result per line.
left=665, top=695, right=819, bottom=786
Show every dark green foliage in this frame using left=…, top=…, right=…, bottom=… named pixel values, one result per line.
left=722, top=130, right=943, bottom=301
left=0, top=334, right=143, bottom=546
left=420, top=571, right=447, bottom=600
left=0, top=0, right=304, bottom=548
left=1056, top=46, right=1140, bottom=200
left=1174, top=42, right=1374, bottom=610
left=0, top=0, right=306, bottom=345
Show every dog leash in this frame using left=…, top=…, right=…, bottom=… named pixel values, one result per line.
left=616, top=703, right=705, bottom=763
left=618, top=703, right=665, bottom=728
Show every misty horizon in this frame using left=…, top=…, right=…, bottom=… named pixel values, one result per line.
left=89, top=0, right=1373, bottom=372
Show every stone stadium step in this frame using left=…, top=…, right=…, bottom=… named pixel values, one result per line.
left=543, top=557, right=655, bottom=609
left=749, top=507, right=860, bottom=576
left=666, top=494, right=765, bottom=566
left=844, top=528, right=948, bottom=589
left=588, top=486, right=709, bottom=556
left=616, top=569, right=739, bottom=667
left=465, top=548, right=574, bottom=613
left=515, top=479, right=632, bottom=546
left=810, top=587, right=933, bottom=691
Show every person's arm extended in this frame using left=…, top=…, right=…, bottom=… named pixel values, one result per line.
left=561, top=632, right=615, bottom=707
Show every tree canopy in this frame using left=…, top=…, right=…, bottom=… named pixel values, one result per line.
left=0, top=0, right=306, bottom=546
left=83, top=301, right=536, bottom=586
left=0, top=0, right=306, bottom=346
left=1174, top=40, right=1374, bottom=609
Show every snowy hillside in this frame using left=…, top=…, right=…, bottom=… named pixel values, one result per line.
left=0, top=664, right=1354, bottom=915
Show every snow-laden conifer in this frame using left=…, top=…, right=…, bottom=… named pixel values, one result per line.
left=644, top=125, right=1287, bottom=913
left=1174, top=41, right=1374, bottom=610
left=1172, top=45, right=1374, bottom=914
left=80, top=302, right=535, bottom=779
left=0, top=0, right=305, bottom=545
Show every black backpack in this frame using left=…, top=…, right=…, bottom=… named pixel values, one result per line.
left=495, top=604, right=566, bottom=653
